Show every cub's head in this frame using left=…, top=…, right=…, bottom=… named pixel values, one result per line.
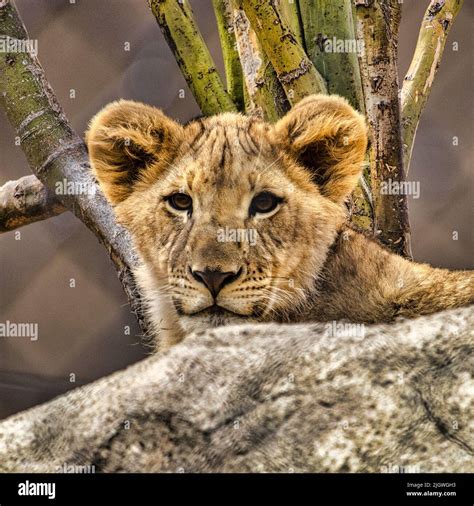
left=86, top=95, right=367, bottom=332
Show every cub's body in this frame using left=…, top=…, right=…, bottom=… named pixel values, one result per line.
left=86, top=95, right=473, bottom=350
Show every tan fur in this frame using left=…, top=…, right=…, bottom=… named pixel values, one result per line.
left=86, top=95, right=473, bottom=351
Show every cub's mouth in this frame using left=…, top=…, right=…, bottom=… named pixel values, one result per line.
left=173, top=300, right=244, bottom=317
left=193, top=304, right=241, bottom=317
left=186, top=304, right=250, bottom=328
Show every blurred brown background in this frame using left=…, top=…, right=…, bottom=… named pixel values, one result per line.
left=0, top=0, right=472, bottom=419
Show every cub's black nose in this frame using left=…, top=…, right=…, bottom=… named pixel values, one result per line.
left=191, top=268, right=241, bottom=297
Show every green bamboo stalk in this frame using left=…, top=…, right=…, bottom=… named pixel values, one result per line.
left=401, top=0, right=464, bottom=173
left=232, top=6, right=289, bottom=121
left=148, top=0, right=236, bottom=115
left=354, top=0, right=411, bottom=258
left=238, top=0, right=327, bottom=105
left=299, top=0, right=364, bottom=111
left=212, top=0, right=245, bottom=110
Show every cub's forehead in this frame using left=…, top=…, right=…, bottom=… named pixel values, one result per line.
left=173, top=113, right=281, bottom=190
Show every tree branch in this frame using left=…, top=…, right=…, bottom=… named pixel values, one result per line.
left=354, top=0, right=411, bottom=257
left=299, top=0, right=364, bottom=111
left=0, top=0, right=148, bottom=333
left=0, top=175, right=65, bottom=233
left=232, top=5, right=289, bottom=121
left=298, top=0, right=372, bottom=233
left=401, top=0, right=464, bottom=173
left=212, top=0, right=245, bottom=110
left=238, top=0, right=327, bottom=105
left=278, top=0, right=304, bottom=46
left=148, top=0, right=237, bottom=115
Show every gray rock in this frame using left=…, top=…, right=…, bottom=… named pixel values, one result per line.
left=0, top=306, right=472, bottom=473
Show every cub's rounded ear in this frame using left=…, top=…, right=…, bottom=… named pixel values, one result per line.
left=86, top=100, right=184, bottom=205
left=272, top=94, right=368, bottom=204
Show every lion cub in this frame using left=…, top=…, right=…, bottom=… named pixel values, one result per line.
left=86, top=95, right=473, bottom=350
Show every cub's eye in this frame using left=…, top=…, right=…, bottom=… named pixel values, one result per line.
left=166, top=193, right=193, bottom=213
left=249, top=192, right=282, bottom=217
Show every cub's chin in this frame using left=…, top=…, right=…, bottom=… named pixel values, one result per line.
left=178, top=307, right=255, bottom=335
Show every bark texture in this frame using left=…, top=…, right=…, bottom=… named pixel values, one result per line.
left=232, top=5, right=289, bottom=121
left=354, top=0, right=411, bottom=257
left=239, top=0, right=327, bottom=104
left=299, top=0, right=373, bottom=233
left=212, top=0, right=245, bottom=110
left=299, top=0, right=364, bottom=111
left=0, top=1, right=148, bottom=333
left=278, top=0, right=304, bottom=46
left=148, top=0, right=237, bottom=115
left=0, top=175, right=65, bottom=232
left=401, top=0, right=464, bottom=172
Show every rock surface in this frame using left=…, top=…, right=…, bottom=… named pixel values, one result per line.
left=0, top=307, right=472, bottom=472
